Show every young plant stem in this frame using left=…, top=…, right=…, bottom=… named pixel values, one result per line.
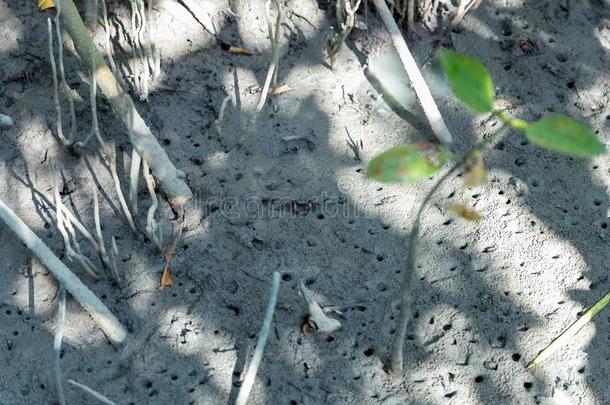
left=371, top=0, right=453, bottom=145
left=527, top=290, right=610, bottom=368
left=389, top=164, right=459, bottom=374
left=0, top=197, right=127, bottom=344
left=235, top=271, right=281, bottom=405
left=389, top=124, right=506, bottom=374
left=55, top=0, right=192, bottom=207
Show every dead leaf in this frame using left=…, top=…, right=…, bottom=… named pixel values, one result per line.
left=301, top=319, right=311, bottom=335
left=160, top=264, right=174, bottom=290
left=464, top=149, right=487, bottom=187
left=228, top=46, right=255, bottom=56
left=270, top=84, right=295, bottom=96
left=447, top=204, right=482, bottom=222
left=38, top=0, right=54, bottom=10
left=160, top=241, right=177, bottom=290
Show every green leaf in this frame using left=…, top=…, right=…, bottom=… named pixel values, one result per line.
left=439, top=51, right=495, bottom=113
left=367, top=142, right=450, bottom=184
left=525, top=116, right=606, bottom=157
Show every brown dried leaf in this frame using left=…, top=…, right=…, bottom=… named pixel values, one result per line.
left=447, top=204, right=482, bottom=222
left=228, top=46, right=255, bottom=56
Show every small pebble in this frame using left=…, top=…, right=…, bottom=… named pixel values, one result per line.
left=0, top=114, right=13, bottom=130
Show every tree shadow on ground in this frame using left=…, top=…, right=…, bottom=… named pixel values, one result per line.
left=1, top=0, right=609, bottom=403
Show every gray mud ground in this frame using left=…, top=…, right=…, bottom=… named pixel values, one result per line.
left=1, top=0, right=610, bottom=404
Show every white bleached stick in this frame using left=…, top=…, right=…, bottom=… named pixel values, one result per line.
left=371, top=0, right=453, bottom=145
left=0, top=197, right=127, bottom=344
left=235, top=271, right=281, bottom=405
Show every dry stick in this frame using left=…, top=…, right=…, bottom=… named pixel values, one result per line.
left=235, top=271, right=281, bottom=405
left=371, top=0, right=453, bottom=145
left=56, top=0, right=192, bottom=207
left=256, top=0, right=283, bottom=112
left=0, top=197, right=127, bottom=344
left=54, top=1, right=78, bottom=145
left=54, top=284, right=67, bottom=405
left=67, top=379, right=116, bottom=405
left=178, top=0, right=217, bottom=35
left=388, top=125, right=505, bottom=374
left=527, top=290, right=610, bottom=369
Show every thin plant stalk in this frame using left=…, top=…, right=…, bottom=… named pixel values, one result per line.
left=54, top=284, right=67, bottom=405
left=54, top=1, right=78, bottom=145
left=67, top=380, right=116, bottom=405
left=256, top=0, right=283, bottom=112
left=389, top=124, right=506, bottom=374
left=48, top=18, right=70, bottom=147
left=143, top=159, right=163, bottom=251
left=235, top=271, right=281, bottom=405
left=129, top=148, right=141, bottom=215
left=527, top=290, right=610, bottom=368
left=92, top=188, right=119, bottom=280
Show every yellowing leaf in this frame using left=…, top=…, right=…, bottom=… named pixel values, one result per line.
left=447, top=204, right=481, bottom=222
left=367, top=142, right=450, bottom=184
left=38, top=0, right=55, bottom=10
left=464, top=149, right=487, bottom=187
left=228, top=46, right=255, bottom=56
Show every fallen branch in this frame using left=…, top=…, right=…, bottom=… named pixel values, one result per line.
left=56, top=0, right=192, bottom=207
left=235, top=271, right=281, bottom=405
left=0, top=197, right=127, bottom=344
left=371, top=0, right=453, bottom=145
